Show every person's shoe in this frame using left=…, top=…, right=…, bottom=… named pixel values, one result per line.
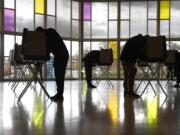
left=124, top=91, right=140, bottom=98
left=51, top=94, right=64, bottom=102
left=173, top=84, right=179, bottom=88
left=129, top=92, right=140, bottom=98
left=88, top=84, right=96, bottom=88
left=124, top=91, right=129, bottom=96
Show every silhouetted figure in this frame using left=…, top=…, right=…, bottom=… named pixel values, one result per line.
left=83, top=50, right=101, bottom=88
left=120, top=34, right=147, bottom=98
left=36, top=27, right=69, bottom=101
left=173, top=52, right=180, bottom=88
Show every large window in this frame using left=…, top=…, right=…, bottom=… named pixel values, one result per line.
left=2, top=0, right=180, bottom=80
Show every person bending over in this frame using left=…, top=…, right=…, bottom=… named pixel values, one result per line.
left=36, top=27, right=69, bottom=102
left=83, top=50, right=101, bottom=88
left=120, top=34, right=147, bottom=98
left=173, top=51, right=180, bottom=88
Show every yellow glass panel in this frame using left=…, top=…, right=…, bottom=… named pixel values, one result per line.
left=109, top=41, right=117, bottom=59
left=160, top=1, right=170, bottom=19
left=35, top=0, right=44, bottom=14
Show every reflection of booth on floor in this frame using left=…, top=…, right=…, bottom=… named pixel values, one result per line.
left=136, top=36, right=167, bottom=96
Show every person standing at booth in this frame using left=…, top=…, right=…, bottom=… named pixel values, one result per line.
left=120, top=34, right=146, bottom=98
left=36, top=27, right=69, bottom=102
left=173, top=52, right=180, bottom=88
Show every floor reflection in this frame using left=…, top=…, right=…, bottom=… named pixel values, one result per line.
left=0, top=80, right=180, bottom=135
left=123, top=96, right=135, bottom=135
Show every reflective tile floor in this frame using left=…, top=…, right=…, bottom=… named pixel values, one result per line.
left=0, top=80, right=180, bottom=135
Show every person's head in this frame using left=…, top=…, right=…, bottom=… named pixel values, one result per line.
left=35, top=26, right=44, bottom=31
left=47, top=28, right=63, bottom=40
left=47, top=28, right=56, bottom=34
left=144, top=35, right=150, bottom=38
left=47, top=28, right=55, bottom=31
left=137, top=33, right=143, bottom=37
left=23, top=28, right=28, bottom=31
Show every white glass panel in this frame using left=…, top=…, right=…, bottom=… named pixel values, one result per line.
left=57, top=0, right=71, bottom=37
left=47, top=58, right=53, bottom=79
left=83, top=42, right=90, bottom=57
left=148, top=1, right=157, bottom=19
left=130, top=2, right=147, bottom=37
left=160, top=20, right=169, bottom=37
left=109, top=21, right=117, bottom=38
left=64, top=40, right=71, bottom=78
left=65, top=69, right=71, bottom=78
left=16, top=0, right=34, bottom=32
left=72, top=1, right=79, bottom=19
left=121, top=2, right=129, bottom=19
left=109, top=2, right=117, bottom=20
left=72, top=41, right=79, bottom=60
left=120, top=21, right=129, bottom=38
left=47, top=16, right=55, bottom=28
left=120, top=41, right=125, bottom=78
left=170, top=1, right=180, bottom=38
left=4, top=35, right=14, bottom=56
left=47, top=0, right=55, bottom=15
left=16, top=36, right=22, bottom=45
left=35, top=14, right=44, bottom=28
left=5, top=0, right=14, bottom=9
left=72, top=20, right=79, bottom=38
left=120, top=41, right=126, bottom=79
left=84, top=21, right=90, bottom=39
left=72, top=41, right=80, bottom=78
left=120, top=41, right=126, bottom=54
left=148, top=20, right=157, bottom=36
left=92, top=2, right=108, bottom=38
left=92, top=42, right=107, bottom=50
left=72, top=61, right=79, bottom=78
left=170, top=41, right=180, bottom=50
left=64, top=40, right=71, bottom=57
left=165, top=41, right=170, bottom=50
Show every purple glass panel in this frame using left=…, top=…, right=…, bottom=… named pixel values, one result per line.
left=4, top=9, right=14, bottom=32
left=84, top=2, right=91, bottom=21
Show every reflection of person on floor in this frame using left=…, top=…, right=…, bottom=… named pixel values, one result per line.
left=120, top=34, right=147, bottom=98
left=82, top=50, right=101, bottom=88
left=36, top=27, right=69, bottom=102
left=123, top=97, right=135, bottom=134
left=53, top=103, right=66, bottom=135
left=84, top=89, right=97, bottom=114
